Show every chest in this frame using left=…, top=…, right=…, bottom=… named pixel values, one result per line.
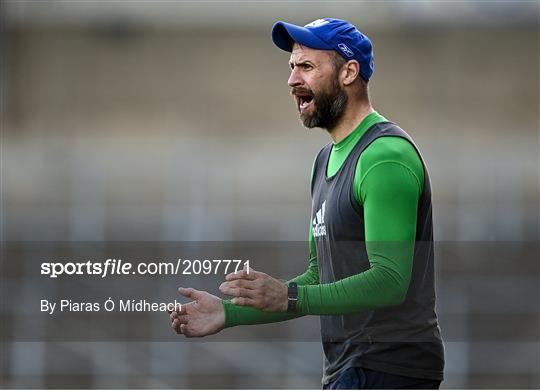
left=311, top=165, right=365, bottom=243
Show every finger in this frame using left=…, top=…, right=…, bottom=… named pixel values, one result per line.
left=172, top=319, right=183, bottom=334
left=231, top=297, right=259, bottom=307
left=169, top=303, right=186, bottom=320
left=180, top=324, right=190, bottom=337
left=175, top=303, right=187, bottom=315
left=219, top=281, right=233, bottom=295
left=175, top=314, right=189, bottom=324
left=178, top=287, right=202, bottom=300
left=220, top=284, right=256, bottom=299
left=219, top=279, right=256, bottom=293
left=167, top=303, right=182, bottom=314
left=225, top=267, right=259, bottom=281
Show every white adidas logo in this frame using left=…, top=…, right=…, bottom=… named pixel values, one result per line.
left=312, top=201, right=327, bottom=238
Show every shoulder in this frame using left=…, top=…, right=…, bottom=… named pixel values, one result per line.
left=352, top=134, right=425, bottom=203
left=360, top=136, right=419, bottom=168
left=357, top=135, right=423, bottom=181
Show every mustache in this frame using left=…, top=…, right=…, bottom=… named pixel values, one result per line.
left=290, top=87, right=314, bottom=97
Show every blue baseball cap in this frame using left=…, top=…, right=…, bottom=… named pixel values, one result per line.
left=271, top=18, right=374, bottom=81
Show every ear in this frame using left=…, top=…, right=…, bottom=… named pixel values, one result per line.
left=341, top=60, right=360, bottom=86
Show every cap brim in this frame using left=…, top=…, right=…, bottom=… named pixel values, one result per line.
left=271, top=21, right=333, bottom=52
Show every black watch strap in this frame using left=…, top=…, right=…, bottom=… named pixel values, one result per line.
left=287, top=282, right=298, bottom=313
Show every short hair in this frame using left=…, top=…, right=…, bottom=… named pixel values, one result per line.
left=330, top=51, right=369, bottom=101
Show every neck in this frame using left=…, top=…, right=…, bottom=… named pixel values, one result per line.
left=327, top=100, right=374, bottom=144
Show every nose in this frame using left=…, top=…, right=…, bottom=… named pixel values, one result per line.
left=288, top=67, right=303, bottom=88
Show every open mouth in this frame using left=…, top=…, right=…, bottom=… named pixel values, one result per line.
left=295, top=92, right=314, bottom=113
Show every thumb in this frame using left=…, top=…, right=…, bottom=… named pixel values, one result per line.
left=178, top=287, right=202, bottom=300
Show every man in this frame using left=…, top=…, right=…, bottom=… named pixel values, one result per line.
left=170, top=18, right=444, bottom=389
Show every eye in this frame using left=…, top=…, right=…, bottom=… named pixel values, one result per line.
left=302, top=63, right=313, bottom=71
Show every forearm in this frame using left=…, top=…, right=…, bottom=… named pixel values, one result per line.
left=296, top=242, right=413, bottom=315
left=222, top=268, right=317, bottom=327
left=223, top=298, right=299, bottom=327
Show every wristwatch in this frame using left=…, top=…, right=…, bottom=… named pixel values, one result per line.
left=287, top=282, right=298, bottom=313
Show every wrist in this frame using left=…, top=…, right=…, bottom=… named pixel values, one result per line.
left=279, top=282, right=288, bottom=312
left=222, top=299, right=238, bottom=328
left=296, top=284, right=305, bottom=314
left=286, top=281, right=298, bottom=313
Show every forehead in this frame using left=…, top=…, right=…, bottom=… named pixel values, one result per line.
left=289, top=43, right=333, bottom=64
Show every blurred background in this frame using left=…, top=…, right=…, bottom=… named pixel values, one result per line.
left=1, top=0, right=539, bottom=389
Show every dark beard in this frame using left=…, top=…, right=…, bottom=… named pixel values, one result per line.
left=301, top=78, right=348, bottom=130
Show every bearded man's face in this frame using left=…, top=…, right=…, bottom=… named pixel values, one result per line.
left=288, top=44, right=348, bottom=130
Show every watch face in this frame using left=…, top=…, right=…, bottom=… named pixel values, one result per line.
left=287, top=297, right=297, bottom=313
left=288, top=283, right=298, bottom=302
left=287, top=283, right=298, bottom=312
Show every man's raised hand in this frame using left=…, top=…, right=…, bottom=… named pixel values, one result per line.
left=219, top=267, right=288, bottom=312
left=169, top=288, right=225, bottom=337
